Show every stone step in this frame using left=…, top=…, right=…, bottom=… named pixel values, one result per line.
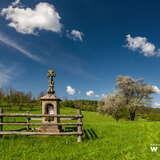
left=38, top=124, right=59, bottom=133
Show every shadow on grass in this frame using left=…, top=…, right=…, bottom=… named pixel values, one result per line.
left=0, top=126, right=98, bottom=141
left=61, top=127, right=98, bottom=140
left=83, top=128, right=98, bottom=140
left=63, top=126, right=77, bottom=132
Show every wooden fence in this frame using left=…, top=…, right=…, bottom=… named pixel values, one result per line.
left=0, top=108, right=83, bottom=142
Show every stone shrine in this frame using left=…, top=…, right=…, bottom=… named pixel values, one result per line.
left=39, top=69, right=61, bottom=132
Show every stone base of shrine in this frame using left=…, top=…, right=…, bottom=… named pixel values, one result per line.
left=38, top=124, right=60, bottom=133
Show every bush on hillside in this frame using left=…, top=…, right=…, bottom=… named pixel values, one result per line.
left=60, top=100, right=98, bottom=111
left=98, top=93, right=128, bottom=121
left=147, top=113, right=160, bottom=121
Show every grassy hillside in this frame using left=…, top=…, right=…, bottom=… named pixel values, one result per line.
left=0, top=107, right=160, bottom=160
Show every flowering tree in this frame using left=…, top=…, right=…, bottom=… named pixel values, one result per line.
left=116, top=76, right=155, bottom=120
left=98, top=75, right=155, bottom=121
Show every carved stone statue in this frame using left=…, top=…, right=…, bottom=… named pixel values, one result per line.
left=47, top=69, right=56, bottom=94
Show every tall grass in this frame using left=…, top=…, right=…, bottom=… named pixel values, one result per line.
left=0, top=108, right=160, bottom=160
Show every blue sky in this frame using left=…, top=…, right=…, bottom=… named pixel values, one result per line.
left=0, top=0, right=160, bottom=103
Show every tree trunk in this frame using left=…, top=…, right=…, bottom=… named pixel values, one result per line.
left=130, top=111, right=135, bottom=121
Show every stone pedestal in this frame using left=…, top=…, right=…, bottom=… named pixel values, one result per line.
left=39, top=94, right=61, bottom=132
left=38, top=124, right=60, bottom=133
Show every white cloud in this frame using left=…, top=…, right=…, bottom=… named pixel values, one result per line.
left=95, top=94, right=100, bottom=98
left=66, top=86, right=76, bottom=95
left=0, top=32, right=41, bottom=62
left=68, top=30, right=84, bottom=41
left=1, top=1, right=84, bottom=44
left=153, top=102, right=160, bottom=108
left=125, top=34, right=159, bottom=57
left=12, top=0, right=21, bottom=6
left=1, top=2, right=62, bottom=34
left=0, top=64, right=13, bottom=87
left=86, top=90, right=94, bottom=97
left=101, top=93, right=107, bottom=98
left=152, top=85, right=160, bottom=94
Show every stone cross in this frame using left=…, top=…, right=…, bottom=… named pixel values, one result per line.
left=47, top=69, right=56, bottom=94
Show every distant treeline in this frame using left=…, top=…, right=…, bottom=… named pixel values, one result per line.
left=1, top=87, right=160, bottom=121
left=61, top=100, right=160, bottom=121
left=137, top=106, right=160, bottom=121
left=60, top=100, right=98, bottom=111
left=0, top=88, right=39, bottom=111
left=0, top=88, right=99, bottom=112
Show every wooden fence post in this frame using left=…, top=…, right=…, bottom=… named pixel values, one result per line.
left=0, top=108, right=3, bottom=137
left=26, top=111, right=31, bottom=131
left=77, top=109, right=82, bottom=143
left=0, top=112, right=84, bottom=141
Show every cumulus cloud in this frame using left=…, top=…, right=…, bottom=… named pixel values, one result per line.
left=86, top=90, right=94, bottom=97
left=125, top=34, right=160, bottom=57
left=153, top=102, right=160, bottom=108
left=0, top=32, right=41, bottom=62
left=67, top=30, right=84, bottom=41
left=1, top=1, right=84, bottom=44
left=101, top=93, right=107, bottom=98
left=152, top=85, right=160, bottom=94
left=0, top=64, right=13, bottom=87
left=12, top=0, right=21, bottom=6
left=66, top=86, right=76, bottom=95
left=95, top=94, right=100, bottom=98
left=1, top=2, right=62, bottom=34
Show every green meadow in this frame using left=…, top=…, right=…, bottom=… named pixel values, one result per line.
left=0, top=107, right=160, bottom=160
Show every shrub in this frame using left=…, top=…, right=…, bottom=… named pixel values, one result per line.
left=60, top=100, right=98, bottom=111
left=98, top=93, right=128, bottom=121
left=147, top=113, right=160, bottom=121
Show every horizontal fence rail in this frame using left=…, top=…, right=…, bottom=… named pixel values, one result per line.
left=0, top=131, right=83, bottom=135
left=0, top=108, right=83, bottom=142
left=0, top=113, right=83, bottom=118
left=0, top=122, right=83, bottom=126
